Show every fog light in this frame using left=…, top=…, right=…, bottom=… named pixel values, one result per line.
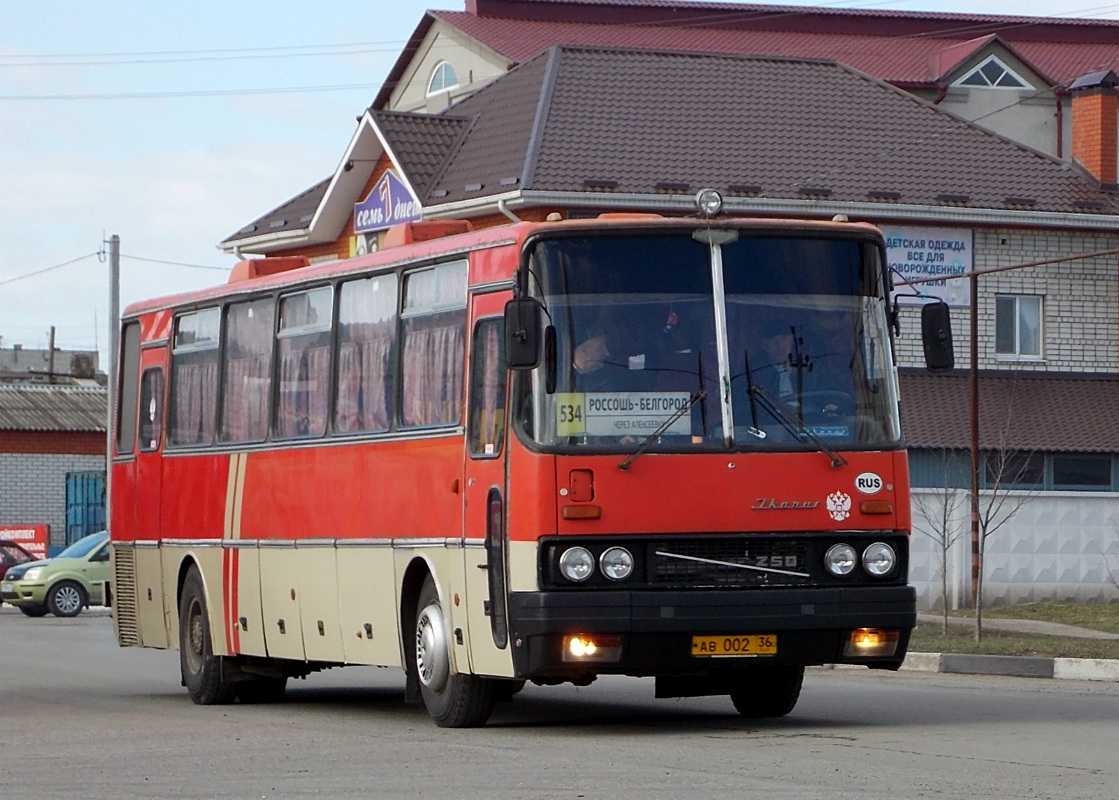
left=559, top=547, right=594, bottom=582
left=599, top=546, right=633, bottom=581
left=843, top=628, right=900, bottom=658
left=824, top=543, right=857, bottom=576
left=563, top=634, right=623, bottom=662
left=862, top=542, right=897, bottom=577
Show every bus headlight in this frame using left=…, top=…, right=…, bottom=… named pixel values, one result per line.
left=598, top=547, right=634, bottom=581
left=824, top=543, right=857, bottom=576
left=862, top=542, right=897, bottom=577
left=559, top=547, right=595, bottom=583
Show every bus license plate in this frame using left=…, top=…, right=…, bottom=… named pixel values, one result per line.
left=691, top=634, right=777, bottom=657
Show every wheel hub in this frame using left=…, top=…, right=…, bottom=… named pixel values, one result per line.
left=415, top=602, right=450, bottom=693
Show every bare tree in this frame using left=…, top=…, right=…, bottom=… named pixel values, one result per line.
left=912, top=449, right=966, bottom=634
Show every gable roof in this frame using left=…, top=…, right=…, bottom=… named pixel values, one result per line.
left=424, top=46, right=1119, bottom=216
left=373, top=0, right=1119, bottom=108
left=899, top=370, right=1119, bottom=452
left=0, top=384, right=107, bottom=433
left=224, top=44, right=1119, bottom=253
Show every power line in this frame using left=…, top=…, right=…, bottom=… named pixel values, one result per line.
left=0, top=43, right=407, bottom=69
left=120, top=254, right=229, bottom=271
left=0, top=82, right=379, bottom=102
left=0, top=253, right=99, bottom=287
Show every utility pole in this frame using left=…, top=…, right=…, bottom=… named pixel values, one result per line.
left=106, top=235, right=120, bottom=536
left=48, top=325, right=57, bottom=383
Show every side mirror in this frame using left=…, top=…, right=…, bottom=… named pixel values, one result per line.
left=920, top=301, right=955, bottom=372
left=504, top=298, right=543, bottom=369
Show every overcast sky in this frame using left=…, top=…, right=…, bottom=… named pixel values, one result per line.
left=2, top=0, right=1117, bottom=367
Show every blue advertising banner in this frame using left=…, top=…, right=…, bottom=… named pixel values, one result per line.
left=353, top=170, right=421, bottom=234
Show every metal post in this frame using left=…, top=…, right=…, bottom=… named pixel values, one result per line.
left=106, top=235, right=120, bottom=536
left=969, top=271, right=979, bottom=606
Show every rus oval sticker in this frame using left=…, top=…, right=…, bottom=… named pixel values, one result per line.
left=855, top=472, right=883, bottom=494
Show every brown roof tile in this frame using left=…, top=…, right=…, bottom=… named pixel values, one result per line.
left=425, top=46, right=1119, bottom=215
left=899, top=370, right=1119, bottom=452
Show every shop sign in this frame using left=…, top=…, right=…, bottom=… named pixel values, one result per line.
left=0, top=524, right=50, bottom=560
left=882, top=226, right=972, bottom=307
left=353, top=170, right=421, bottom=234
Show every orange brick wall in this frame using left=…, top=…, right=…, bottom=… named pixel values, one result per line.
left=1071, top=89, right=1118, bottom=185
left=0, top=430, right=106, bottom=455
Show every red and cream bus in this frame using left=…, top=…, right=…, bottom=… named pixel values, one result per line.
left=111, top=198, right=950, bottom=726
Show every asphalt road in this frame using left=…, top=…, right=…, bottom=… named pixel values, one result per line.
left=1, top=605, right=1116, bottom=800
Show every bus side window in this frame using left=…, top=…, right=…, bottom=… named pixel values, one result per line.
left=116, top=322, right=141, bottom=455
left=220, top=298, right=275, bottom=443
left=468, top=317, right=507, bottom=457
left=400, top=262, right=467, bottom=428
left=138, top=368, right=164, bottom=452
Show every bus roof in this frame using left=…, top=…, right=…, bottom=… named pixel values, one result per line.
left=122, top=215, right=883, bottom=319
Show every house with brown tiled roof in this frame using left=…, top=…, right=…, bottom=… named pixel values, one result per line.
left=379, top=0, right=1119, bottom=161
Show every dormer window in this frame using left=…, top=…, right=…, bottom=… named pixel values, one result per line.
left=427, top=61, right=458, bottom=96
left=955, top=56, right=1028, bottom=89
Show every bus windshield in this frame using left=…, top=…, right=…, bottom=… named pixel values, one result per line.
left=519, top=231, right=901, bottom=451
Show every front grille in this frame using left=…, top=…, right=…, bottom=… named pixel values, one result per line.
left=112, top=547, right=140, bottom=646
left=651, top=538, right=809, bottom=588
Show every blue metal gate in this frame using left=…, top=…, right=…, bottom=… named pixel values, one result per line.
left=65, top=471, right=106, bottom=546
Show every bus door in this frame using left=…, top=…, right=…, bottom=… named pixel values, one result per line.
left=461, top=290, right=515, bottom=677
left=133, top=346, right=169, bottom=647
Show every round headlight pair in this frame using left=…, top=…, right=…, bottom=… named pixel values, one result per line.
left=558, top=546, right=634, bottom=582
left=824, top=542, right=896, bottom=578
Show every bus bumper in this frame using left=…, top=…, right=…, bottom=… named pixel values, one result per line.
left=507, top=585, right=916, bottom=680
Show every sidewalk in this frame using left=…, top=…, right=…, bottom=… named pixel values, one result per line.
left=901, top=613, right=1119, bottom=682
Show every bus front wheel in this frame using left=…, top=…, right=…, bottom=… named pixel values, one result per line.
left=729, top=665, right=804, bottom=718
left=179, top=566, right=235, bottom=705
left=414, top=575, right=496, bottom=728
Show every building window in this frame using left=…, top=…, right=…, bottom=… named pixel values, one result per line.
left=955, top=57, right=1028, bottom=88
left=995, top=295, right=1041, bottom=357
left=1052, top=454, right=1112, bottom=489
left=984, top=451, right=1044, bottom=488
left=427, top=62, right=458, bottom=96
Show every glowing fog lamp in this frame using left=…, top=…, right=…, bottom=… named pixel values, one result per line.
left=862, top=542, right=897, bottom=577
left=559, top=547, right=595, bottom=583
left=563, top=634, right=623, bottom=662
left=695, top=188, right=724, bottom=217
left=843, top=628, right=900, bottom=658
left=824, top=543, right=857, bottom=576
left=599, top=547, right=634, bottom=581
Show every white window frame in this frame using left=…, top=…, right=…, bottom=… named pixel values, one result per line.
left=953, top=56, right=1029, bottom=89
left=426, top=61, right=458, bottom=97
left=994, top=294, right=1043, bottom=360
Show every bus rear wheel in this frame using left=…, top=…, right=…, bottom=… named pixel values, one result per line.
left=414, top=575, right=496, bottom=728
left=729, top=665, right=804, bottom=718
left=179, top=566, right=235, bottom=705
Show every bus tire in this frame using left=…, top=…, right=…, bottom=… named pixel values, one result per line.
left=729, top=665, right=804, bottom=718
left=414, top=575, right=496, bottom=728
left=179, top=566, right=235, bottom=705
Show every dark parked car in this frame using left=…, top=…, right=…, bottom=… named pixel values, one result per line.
left=0, top=540, right=36, bottom=604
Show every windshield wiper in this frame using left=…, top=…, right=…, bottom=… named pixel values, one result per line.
left=748, top=384, right=849, bottom=469
left=617, top=389, right=706, bottom=472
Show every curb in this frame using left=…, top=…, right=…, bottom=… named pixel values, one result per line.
left=899, top=652, right=1119, bottom=682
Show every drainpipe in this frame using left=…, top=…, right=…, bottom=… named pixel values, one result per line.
left=497, top=198, right=521, bottom=223
left=1055, top=87, right=1064, bottom=160
left=932, top=83, right=949, bottom=105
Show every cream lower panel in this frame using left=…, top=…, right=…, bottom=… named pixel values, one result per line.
left=507, top=540, right=540, bottom=593
left=231, top=545, right=267, bottom=657
left=258, top=546, right=306, bottom=661
left=338, top=543, right=402, bottom=667
left=463, top=542, right=514, bottom=678
left=297, top=544, right=345, bottom=663
left=160, top=543, right=226, bottom=656
left=134, top=546, right=169, bottom=649
left=392, top=546, right=470, bottom=676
